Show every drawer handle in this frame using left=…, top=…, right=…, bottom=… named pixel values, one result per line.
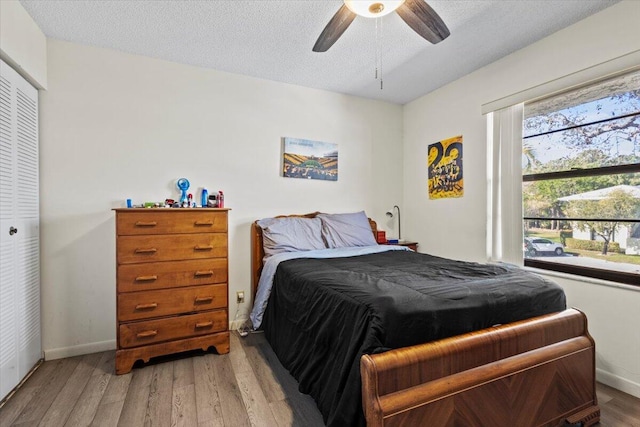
left=195, top=321, right=213, bottom=329
left=135, top=248, right=157, bottom=254
left=135, top=275, right=158, bottom=282
left=194, top=220, right=214, bottom=226
left=136, top=330, right=158, bottom=338
left=135, top=221, right=157, bottom=227
left=194, top=270, right=214, bottom=277
left=194, top=245, right=213, bottom=251
left=195, top=296, right=213, bottom=304
left=135, top=303, right=158, bottom=310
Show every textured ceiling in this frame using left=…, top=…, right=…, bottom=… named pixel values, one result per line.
left=20, top=0, right=620, bottom=105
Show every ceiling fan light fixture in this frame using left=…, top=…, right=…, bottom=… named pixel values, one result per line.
left=313, top=0, right=449, bottom=53
left=344, top=0, right=406, bottom=18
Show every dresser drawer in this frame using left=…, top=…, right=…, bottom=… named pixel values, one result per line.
left=119, top=310, right=227, bottom=348
left=118, top=258, right=227, bottom=292
left=118, top=284, right=227, bottom=322
left=118, top=233, right=227, bottom=264
left=117, top=210, right=227, bottom=236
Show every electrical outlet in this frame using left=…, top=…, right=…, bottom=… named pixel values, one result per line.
left=237, top=291, right=245, bottom=304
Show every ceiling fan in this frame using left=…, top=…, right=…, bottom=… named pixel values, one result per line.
left=313, top=0, right=450, bottom=52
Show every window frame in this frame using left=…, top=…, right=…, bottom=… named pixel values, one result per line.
left=522, top=144, right=640, bottom=287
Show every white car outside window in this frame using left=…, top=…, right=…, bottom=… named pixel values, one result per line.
left=524, top=238, right=564, bottom=256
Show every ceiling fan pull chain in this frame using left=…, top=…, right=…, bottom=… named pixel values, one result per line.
left=375, top=18, right=379, bottom=80
left=379, top=17, right=383, bottom=90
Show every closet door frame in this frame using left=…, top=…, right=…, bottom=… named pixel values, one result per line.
left=0, top=59, right=41, bottom=400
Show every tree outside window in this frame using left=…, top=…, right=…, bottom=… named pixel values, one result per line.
left=522, top=70, right=640, bottom=285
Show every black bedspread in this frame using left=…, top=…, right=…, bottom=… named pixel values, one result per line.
left=262, top=250, right=566, bottom=427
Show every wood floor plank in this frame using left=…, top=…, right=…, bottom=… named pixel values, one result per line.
left=92, top=351, right=115, bottom=377
left=243, top=342, right=286, bottom=403
left=228, top=333, right=251, bottom=375
left=253, top=343, right=325, bottom=427
left=238, top=334, right=324, bottom=427
left=57, top=352, right=116, bottom=427
left=604, top=386, right=640, bottom=418
left=12, top=358, right=58, bottom=388
left=269, top=399, right=296, bottom=427
left=37, top=352, right=103, bottom=427
left=172, top=358, right=194, bottom=389
left=11, top=356, right=82, bottom=426
left=597, top=383, right=640, bottom=427
left=90, top=364, right=132, bottom=427
left=96, top=371, right=131, bottom=407
left=212, top=355, right=250, bottom=427
left=171, top=384, right=197, bottom=427
left=268, top=397, right=325, bottom=427
left=64, top=372, right=111, bottom=427
left=193, top=355, right=223, bottom=424
left=90, top=400, right=126, bottom=427
left=235, top=369, right=278, bottom=427
left=144, top=362, right=173, bottom=427
left=116, top=365, right=153, bottom=426
left=600, top=398, right=640, bottom=426
left=253, top=343, right=299, bottom=393
left=0, top=386, right=39, bottom=427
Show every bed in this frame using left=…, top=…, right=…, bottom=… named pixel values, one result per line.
left=250, top=212, right=600, bottom=427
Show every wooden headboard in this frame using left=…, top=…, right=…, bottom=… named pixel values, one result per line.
left=251, top=212, right=378, bottom=302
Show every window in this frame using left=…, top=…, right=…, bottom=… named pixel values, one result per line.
left=522, top=70, right=640, bottom=285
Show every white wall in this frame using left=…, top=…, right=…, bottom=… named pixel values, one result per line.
left=39, top=39, right=403, bottom=359
left=403, top=1, right=640, bottom=397
left=0, top=0, right=47, bottom=89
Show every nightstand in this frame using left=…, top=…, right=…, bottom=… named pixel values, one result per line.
left=385, top=241, right=418, bottom=251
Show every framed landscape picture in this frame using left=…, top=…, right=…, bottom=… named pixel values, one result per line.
left=282, top=137, right=338, bottom=181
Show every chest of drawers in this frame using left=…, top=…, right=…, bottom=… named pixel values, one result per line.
left=114, top=208, right=230, bottom=374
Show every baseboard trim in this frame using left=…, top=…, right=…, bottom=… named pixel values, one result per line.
left=44, top=340, right=116, bottom=361
left=43, top=324, right=250, bottom=359
left=596, top=368, right=640, bottom=399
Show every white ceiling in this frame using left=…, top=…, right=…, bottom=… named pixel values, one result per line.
left=20, top=0, right=620, bottom=105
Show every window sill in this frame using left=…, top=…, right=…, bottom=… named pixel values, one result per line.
left=523, top=264, right=640, bottom=292
left=524, top=258, right=638, bottom=287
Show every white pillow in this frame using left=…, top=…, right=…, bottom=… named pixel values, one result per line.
left=257, top=217, right=326, bottom=259
left=317, top=211, right=377, bottom=248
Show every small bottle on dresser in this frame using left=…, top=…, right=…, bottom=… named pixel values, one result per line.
left=201, top=188, right=208, bottom=208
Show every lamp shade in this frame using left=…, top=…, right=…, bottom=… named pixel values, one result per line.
left=344, top=0, right=405, bottom=18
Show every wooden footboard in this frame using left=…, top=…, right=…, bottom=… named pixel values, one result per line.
left=361, top=309, right=600, bottom=427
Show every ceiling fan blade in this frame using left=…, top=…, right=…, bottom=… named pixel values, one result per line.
left=396, top=0, right=450, bottom=44
left=313, top=4, right=357, bottom=52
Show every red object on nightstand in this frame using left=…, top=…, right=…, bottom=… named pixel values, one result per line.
left=376, top=230, right=387, bottom=243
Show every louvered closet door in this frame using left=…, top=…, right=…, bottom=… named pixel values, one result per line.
left=0, top=59, right=41, bottom=400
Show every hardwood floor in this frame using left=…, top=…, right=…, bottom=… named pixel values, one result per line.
left=1, top=331, right=638, bottom=426
left=596, top=382, right=640, bottom=427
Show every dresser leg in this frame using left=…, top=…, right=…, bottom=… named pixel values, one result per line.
left=115, top=350, right=136, bottom=375
left=115, top=332, right=231, bottom=375
left=210, top=340, right=230, bottom=354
